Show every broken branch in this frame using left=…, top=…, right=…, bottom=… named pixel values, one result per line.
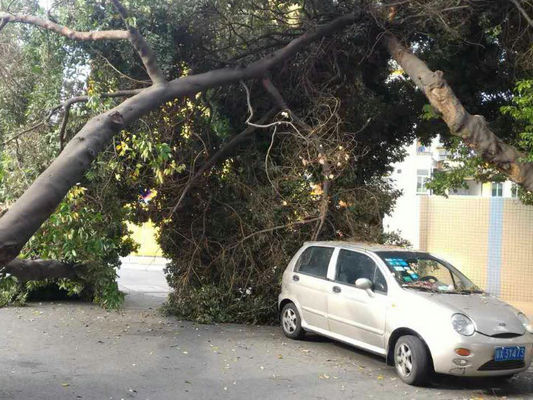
left=384, top=34, right=533, bottom=192
left=110, top=0, right=166, bottom=84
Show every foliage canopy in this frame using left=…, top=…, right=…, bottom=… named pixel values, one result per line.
left=0, top=0, right=532, bottom=319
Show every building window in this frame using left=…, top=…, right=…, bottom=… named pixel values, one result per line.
left=511, top=184, right=519, bottom=198
left=491, top=182, right=503, bottom=197
left=417, top=169, right=430, bottom=194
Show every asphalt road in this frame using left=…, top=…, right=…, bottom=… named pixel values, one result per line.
left=1, top=302, right=533, bottom=400
left=1, top=262, right=532, bottom=400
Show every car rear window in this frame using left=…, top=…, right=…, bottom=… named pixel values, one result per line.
left=294, top=246, right=334, bottom=278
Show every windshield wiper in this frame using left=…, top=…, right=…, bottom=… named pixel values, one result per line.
left=456, top=289, right=484, bottom=295
left=401, top=284, right=439, bottom=293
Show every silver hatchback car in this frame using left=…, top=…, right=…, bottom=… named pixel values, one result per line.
left=278, top=241, right=533, bottom=385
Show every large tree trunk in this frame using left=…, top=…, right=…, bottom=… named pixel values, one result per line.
left=2, top=259, right=82, bottom=282
left=384, top=35, right=533, bottom=191
left=0, top=12, right=360, bottom=266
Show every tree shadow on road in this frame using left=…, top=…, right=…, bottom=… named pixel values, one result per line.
left=428, top=372, right=533, bottom=397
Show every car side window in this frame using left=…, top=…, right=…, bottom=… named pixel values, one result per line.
left=294, top=246, right=334, bottom=279
left=335, top=250, right=387, bottom=294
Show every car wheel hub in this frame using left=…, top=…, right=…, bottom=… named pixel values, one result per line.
left=396, top=343, right=413, bottom=377
left=282, top=308, right=297, bottom=333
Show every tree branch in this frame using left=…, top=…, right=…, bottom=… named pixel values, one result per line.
left=1, top=89, right=142, bottom=149
left=510, top=0, right=533, bottom=28
left=261, top=77, right=311, bottom=129
left=1, top=259, right=85, bottom=282
left=384, top=34, right=533, bottom=192
left=56, top=89, right=143, bottom=150
left=1, top=121, right=46, bottom=146
left=110, top=0, right=166, bottom=84
left=57, top=89, right=143, bottom=109
left=262, top=77, right=289, bottom=110
left=1, top=3, right=165, bottom=84
left=58, top=103, right=71, bottom=151
left=244, top=77, right=331, bottom=240
left=96, top=52, right=151, bottom=84
left=0, top=12, right=362, bottom=265
left=312, top=162, right=331, bottom=241
left=0, top=11, right=129, bottom=40
left=169, top=108, right=277, bottom=215
left=229, top=217, right=321, bottom=251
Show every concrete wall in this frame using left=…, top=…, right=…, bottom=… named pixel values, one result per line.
left=419, top=196, right=533, bottom=307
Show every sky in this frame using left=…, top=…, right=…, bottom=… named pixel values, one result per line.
left=39, top=0, right=52, bottom=9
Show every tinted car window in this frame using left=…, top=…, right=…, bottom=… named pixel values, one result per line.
left=335, top=250, right=387, bottom=293
left=295, top=246, right=334, bottom=278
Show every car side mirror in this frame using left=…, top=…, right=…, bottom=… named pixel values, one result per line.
left=355, top=278, right=374, bottom=295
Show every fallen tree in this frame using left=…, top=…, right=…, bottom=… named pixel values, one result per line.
left=0, top=5, right=361, bottom=269
left=0, top=0, right=532, bottom=284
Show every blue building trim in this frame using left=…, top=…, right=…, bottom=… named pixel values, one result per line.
left=487, top=198, right=504, bottom=296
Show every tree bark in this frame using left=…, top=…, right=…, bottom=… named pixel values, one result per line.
left=0, top=12, right=129, bottom=40
left=0, top=12, right=361, bottom=265
left=109, top=0, right=166, bottom=84
left=2, top=259, right=83, bottom=282
left=384, top=35, right=533, bottom=192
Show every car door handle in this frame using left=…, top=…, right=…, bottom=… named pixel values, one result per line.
left=292, top=275, right=299, bottom=282
left=332, top=286, right=341, bottom=293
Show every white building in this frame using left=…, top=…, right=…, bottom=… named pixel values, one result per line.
left=383, top=137, right=518, bottom=247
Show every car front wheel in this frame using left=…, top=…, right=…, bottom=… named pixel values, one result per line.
left=394, top=335, right=431, bottom=386
left=280, top=303, right=305, bottom=339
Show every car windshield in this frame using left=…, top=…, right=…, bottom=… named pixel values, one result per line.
left=375, top=251, right=483, bottom=294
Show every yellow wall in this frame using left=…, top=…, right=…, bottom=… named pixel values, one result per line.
left=419, top=196, right=533, bottom=305
left=419, top=196, right=489, bottom=289
left=501, top=200, right=533, bottom=302
left=127, top=221, right=163, bottom=257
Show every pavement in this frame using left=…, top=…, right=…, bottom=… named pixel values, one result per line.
left=117, top=256, right=171, bottom=310
left=0, top=259, right=532, bottom=399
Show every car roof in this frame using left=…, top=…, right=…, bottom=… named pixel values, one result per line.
left=303, top=241, right=416, bottom=253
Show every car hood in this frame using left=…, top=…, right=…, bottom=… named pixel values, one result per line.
left=415, top=292, right=525, bottom=336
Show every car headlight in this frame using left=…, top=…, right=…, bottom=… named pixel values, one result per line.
left=451, top=313, right=475, bottom=336
left=517, top=312, right=533, bottom=333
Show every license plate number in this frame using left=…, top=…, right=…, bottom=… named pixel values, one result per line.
left=494, top=346, right=525, bottom=362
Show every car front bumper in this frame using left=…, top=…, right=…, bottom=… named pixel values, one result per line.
left=430, top=332, right=533, bottom=376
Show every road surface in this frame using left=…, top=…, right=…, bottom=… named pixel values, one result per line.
left=0, top=259, right=532, bottom=399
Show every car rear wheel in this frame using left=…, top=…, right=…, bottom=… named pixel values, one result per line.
left=394, top=335, right=431, bottom=386
left=280, top=303, right=305, bottom=339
